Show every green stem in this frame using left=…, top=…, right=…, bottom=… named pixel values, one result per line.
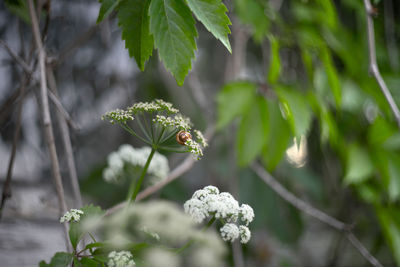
left=176, top=216, right=216, bottom=254
left=126, top=148, right=156, bottom=205
left=159, top=129, right=179, bottom=144
left=157, top=146, right=188, bottom=153
left=120, top=123, right=152, bottom=145
left=136, top=115, right=152, bottom=142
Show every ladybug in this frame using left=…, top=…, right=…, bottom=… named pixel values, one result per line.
left=176, top=130, right=192, bottom=145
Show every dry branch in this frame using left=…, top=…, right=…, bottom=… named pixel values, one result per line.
left=363, top=0, right=400, bottom=129
left=251, top=162, right=383, bottom=267
left=27, top=0, right=70, bottom=249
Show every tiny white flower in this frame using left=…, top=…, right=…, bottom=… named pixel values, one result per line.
left=239, top=204, right=255, bottom=226
left=194, top=130, right=208, bottom=147
left=203, top=185, right=219, bottom=195
left=238, top=225, right=251, bottom=244
left=220, top=223, right=239, bottom=242
left=107, top=251, right=136, bottom=267
left=184, top=198, right=208, bottom=223
left=60, top=209, right=84, bottom=223
left=192, top=189, right=209, bottom=201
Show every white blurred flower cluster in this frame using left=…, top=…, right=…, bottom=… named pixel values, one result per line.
left=184, top=185, right=254, bottom=244
left=107, top=251, right=135, bottom=267
left=100, top=201, right=227, bottom=267
left=103, top=144, right=169, bottom=184
left=59, top=208, right=84, bottom=223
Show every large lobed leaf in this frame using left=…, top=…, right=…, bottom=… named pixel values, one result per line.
left=97, top=0, right=120, bottom=23
left=118, top=0, right=154, bottom=71
left=149, top=0, right=198, bottom=85
left=186, top=0, right=231, bottom=52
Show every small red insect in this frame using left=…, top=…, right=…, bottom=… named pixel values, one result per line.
left=176, top=130, right=192, bottom=145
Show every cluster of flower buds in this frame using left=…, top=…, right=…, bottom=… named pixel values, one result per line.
left=107, top=251, right=136, bottom=267
left=184, top=186, right=254, bottom=244
left=60, top=209, right=84, bottom=223
left=102, top=99, right=208, bottom=159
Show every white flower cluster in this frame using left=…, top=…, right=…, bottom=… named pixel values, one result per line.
left=103, top=145, right=169, bottom=184
left=185, top=139, right=203, bottom=159
left=128, top=99, right=179, bottom=114
left=107, top=251, right=135, bottom=267
left=153, top=114, right=192, bottom=131
left=184, top=186, right=254, bottom=244
left=60, top=209, right=84, bottom=223
left=194, top=130, right=208, bottom=148
left=102, top=109, right=134, bottom=124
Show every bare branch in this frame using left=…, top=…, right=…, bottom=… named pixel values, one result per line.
left=0, top=77, right=29, bottom=219
left=47, top=90, right=79, bottom=131
left=251, top=162, right=382, bottom=267
left=363, top=0, right=400, bottom=129
left=47, top=66, right=82, bottom=208
left=27, top=0, right=70, bottom=250
left=0, top=39, right=32, bottom=74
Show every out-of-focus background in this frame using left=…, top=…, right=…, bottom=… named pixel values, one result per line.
left=1, top=0, right=400, bottom=266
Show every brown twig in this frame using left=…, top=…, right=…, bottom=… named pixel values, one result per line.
left=0, top=77, right=29, bottom=219
left=0, top=39, right=32, bottom=74
left=363, top=0, right=400, bottom=129
left=251, top=162, right=383, bottom=267
left=47, top=90, right=79, bottom=131
left=27, top=0, right=70, bottom=249
left=47, top=66, right=82, bottom=208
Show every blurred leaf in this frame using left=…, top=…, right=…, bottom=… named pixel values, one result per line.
left=262, top=101, right=291, bottom=171
left=319, top=45, right=341, bottom=108
left=356, top=184, right=380, bottom=204
left=118, top=0, right=153, bottom=71
left=97, top=0, right=120, bottom=23
left=239, top=170, right=303, bottom=244
left=301, top=48, right=314, bottom=82
left=316, top=0, right=337, bottom=29
left=268, top=37, right=281, bottom=84
left=387, top=154, right=400, bottom=202
left=237, top=96, right=269, bottom=166
left=41, top=252, right=73, bottom=267
left=234, top=0, right=269, bottom=42
left=275, top=87, right=312, bottom=139
left=217, top=81, right=256, bottom=129
left=376, top=206, right=400, bottom=266
left=344, top=144, right=374, bottom=185
left=149, top=0, right=197, bottom=85
left=5, top=0, right=30, bottom=23
left=80, top=258, right=98, bottom=267
left=368, top=116, right=396, bottom=147
left=186, top=0, right=231, bottom=52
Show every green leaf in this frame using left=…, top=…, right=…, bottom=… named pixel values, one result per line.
left=344, top=144, right=374, bottom=185
left=97, top=0, right=120, bottom=23
left=387, top=154, right=400, bottom=202
left=80, top=258, right=99, bottom=267
left=44, top=252, right=73, bottom=267
left=268, top=37, right=281, bottom=84
left=69, top=222, right=81, bottom=250
left=262, top=101, right=291, bottom=171
left=85, top=242, right=105, bottom=250
left=217, top=81, right=257, bottom=129
left=149, top=0, right=197, bottom=85
left=118, top=0, right=154, bottom=71
left=237, top=96, right=269, bottom=166
left=320, top=45, right=341, bottom=108
left=39, top=261, right=50, bottom=267
left=234, top=0, right=269, bottom=42
left=376, top=206, right=400, bottom=266
left=186, top=0, right=231, bottom=52
left=275, top=87, right=312, bottom=139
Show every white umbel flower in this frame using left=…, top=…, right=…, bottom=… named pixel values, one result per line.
left=183, top=185, right=254, bottom=244
left=107, top=251, right=135, bottom=267
left=184, top=198, right=208, bottom=223
left=239, top=225, right=251, bottom=244
left=220, top=223, right=239, bottom=242
left=239, top=204, right=255, bottom=226
left=60, top=209, right=84, bottom=223
left=103, top=145, right=169, bottom=184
